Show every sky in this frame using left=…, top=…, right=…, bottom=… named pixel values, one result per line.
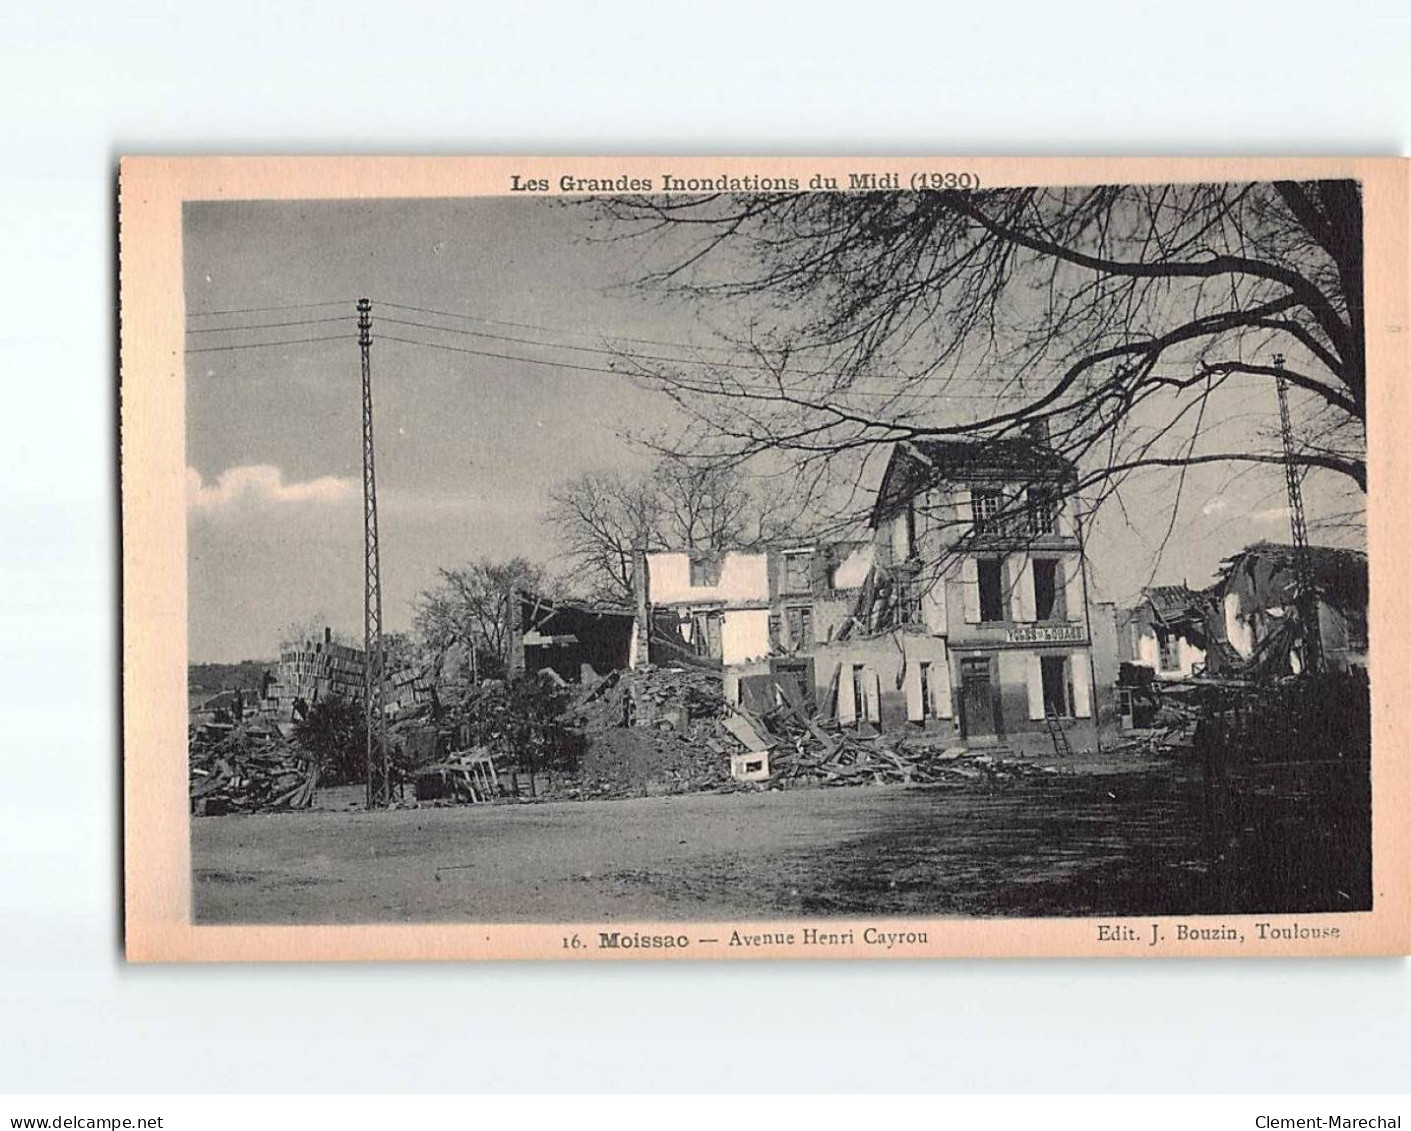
left=184, top=196, right=1365, bottom=662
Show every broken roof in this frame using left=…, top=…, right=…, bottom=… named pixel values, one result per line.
left=517, top=590, right=634, bottom=624
left=871, top=437, right=1075, bottom=526
left=1143, top=584, right=1206, bottom=620
left=1218, top=541, right=1368, bottom=612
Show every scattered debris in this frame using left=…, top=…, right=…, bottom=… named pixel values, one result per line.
left=726, top=694, right=1061, bottom=788
left=569, top=664, right=1063, bottom=796
left=189, top=723, right=318, bottom=815
left=412, top=750, right=501, bottom=803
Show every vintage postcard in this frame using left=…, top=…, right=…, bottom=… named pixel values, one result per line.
left=121, top=156, right=1410, bottom=961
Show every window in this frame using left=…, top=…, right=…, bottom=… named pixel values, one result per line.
left=918, top=661, right=934, bottom=720
left=978, top=559, right=1005, bottom=623
left=892, top=575, right=921, bottom=625
left=1158, top=630, right=1179, bottom=671
left=786, top=605, right=814, bottom=649
left=690, top=611, right=723, bottom=658
left=1033, top=559, right=1064, bottom=620
left=782, top=550, right=812, bottom=593
left=973, top=489, right=1004, bottom=535
left=689, top=555, right=721, bottom=587
left=1027, top=488, right=1057, bottom=535
left=904, top=502, right=918, bottom=557
left=1041, top=655, right=1071, bottom=717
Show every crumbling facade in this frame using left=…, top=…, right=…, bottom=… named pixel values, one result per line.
left=1118, top=585, right=1214, bottom=681
left=642, top=548, right=773, bottom=665
left=818, top=436, right=1100, bottom=753
left=1216, top=542, right=1368, bottom=675
left=1113, top=542, right=1368, bottom=688
left=636, top=543, right=875, bottom=669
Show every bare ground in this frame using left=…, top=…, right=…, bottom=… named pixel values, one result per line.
left=191, top=753, right=1369, bottom=924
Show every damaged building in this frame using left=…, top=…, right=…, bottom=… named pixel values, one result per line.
left=802, top=435, right=1101, bottom=753
left=616, top=434, right=1103, bottom=753
left=1118, top=585, right=1219, bottom=681
left=1114, top=541, right=1368, bottom=689
left=1215, top=542, right=1368, bottom=676
left=633, top=542, right=874, bottom=676
left=512, top=591, right=636, bottom=682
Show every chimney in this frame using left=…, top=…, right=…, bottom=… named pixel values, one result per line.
left=324, top=625, right=332, bottom=645
left=631, top=547, right=650, bottom=669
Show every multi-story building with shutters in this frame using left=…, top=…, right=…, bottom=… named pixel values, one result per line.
left=806, top=433, right=1100, bottom=753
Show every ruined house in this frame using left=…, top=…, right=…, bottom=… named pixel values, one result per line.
left=1117, top=585, right=1217, bottom=681
left=512, top=591, right=636, bottom=682
left=805, top=434, right=1100, bottom=753
left=1215, top=542, right=1368, bottom=675
left=635, top=543, right=874, bottom=673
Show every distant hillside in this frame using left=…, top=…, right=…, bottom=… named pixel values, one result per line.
left=189, top=660, right=274, bottom=696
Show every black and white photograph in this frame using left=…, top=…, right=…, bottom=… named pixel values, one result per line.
left=174, top=169, right=1376, bottom=939
left=11, top=0, right=1411, bottom=1113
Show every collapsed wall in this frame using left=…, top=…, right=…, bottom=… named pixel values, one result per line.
left=261, top=631, right=431, bottom=720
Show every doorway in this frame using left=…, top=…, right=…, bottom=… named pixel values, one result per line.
left=960, top=655, right=1000, bottom=740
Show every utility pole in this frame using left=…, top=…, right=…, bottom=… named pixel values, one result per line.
left=359, top=298, right=389, bottom=807
left=1273, top=353, right=1322, bottom=674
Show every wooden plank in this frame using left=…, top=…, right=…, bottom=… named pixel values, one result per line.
left=721, top=714, right=773, bottom=753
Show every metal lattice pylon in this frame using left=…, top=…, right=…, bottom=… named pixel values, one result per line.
left=1274, top=354, right=1322, bottom=674
left=358, top=298, right=389, bottom=807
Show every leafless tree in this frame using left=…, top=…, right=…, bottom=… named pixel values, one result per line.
left=546, top=455, right=793, bottom=603
left=592, top=182, right=1366, bottom=547
left=413, top=557, right=549, bottom=678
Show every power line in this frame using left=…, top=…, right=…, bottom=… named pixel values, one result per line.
left=378, top=333, right=636, bottom=378
left=187, top=299, right=357, bottom=317
left=377, top=332, right=1008, bottom=399
left=187, top=316, right=352, bottom=335
left=376, top=298, right=745, bottom=355
left=179, top=297, right=1068, bottom=403
left=184, top=295, right=1029, bottom=391
left=376, top=298, right=1038, bottom=390
left=379, top=314, right=845, bottom=376
left=185, top=333, right=353, bottom=354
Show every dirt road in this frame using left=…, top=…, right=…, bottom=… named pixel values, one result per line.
left=193, top=762, right=1264, bottom=924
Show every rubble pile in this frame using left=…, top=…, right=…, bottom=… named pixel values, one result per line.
left=568, top=664, right=1060, bottom=797
left=558, top=666, right=735, bottom=797
left=572, top=665, right=725, bottom=732
left=725, top=689, right=1065, bottom=788
left=572, top=725, right=736, bottom=798
left=189, top=724, right=318, bottom=816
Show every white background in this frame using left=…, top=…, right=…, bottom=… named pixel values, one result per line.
left=2, top=0, right=1409, bottom=1095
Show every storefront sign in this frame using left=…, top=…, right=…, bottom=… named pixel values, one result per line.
left=1006, top=623, right=1087, bottom=644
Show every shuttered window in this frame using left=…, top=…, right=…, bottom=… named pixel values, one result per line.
left=1034, top=559, right=1063, bottom=620
left=978, top=559, right=1005, bottom=622
left=1040, top=655, right=1070, bottom=718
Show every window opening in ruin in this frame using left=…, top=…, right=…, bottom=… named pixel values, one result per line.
left=978, top=559, right=1005, bottom=622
